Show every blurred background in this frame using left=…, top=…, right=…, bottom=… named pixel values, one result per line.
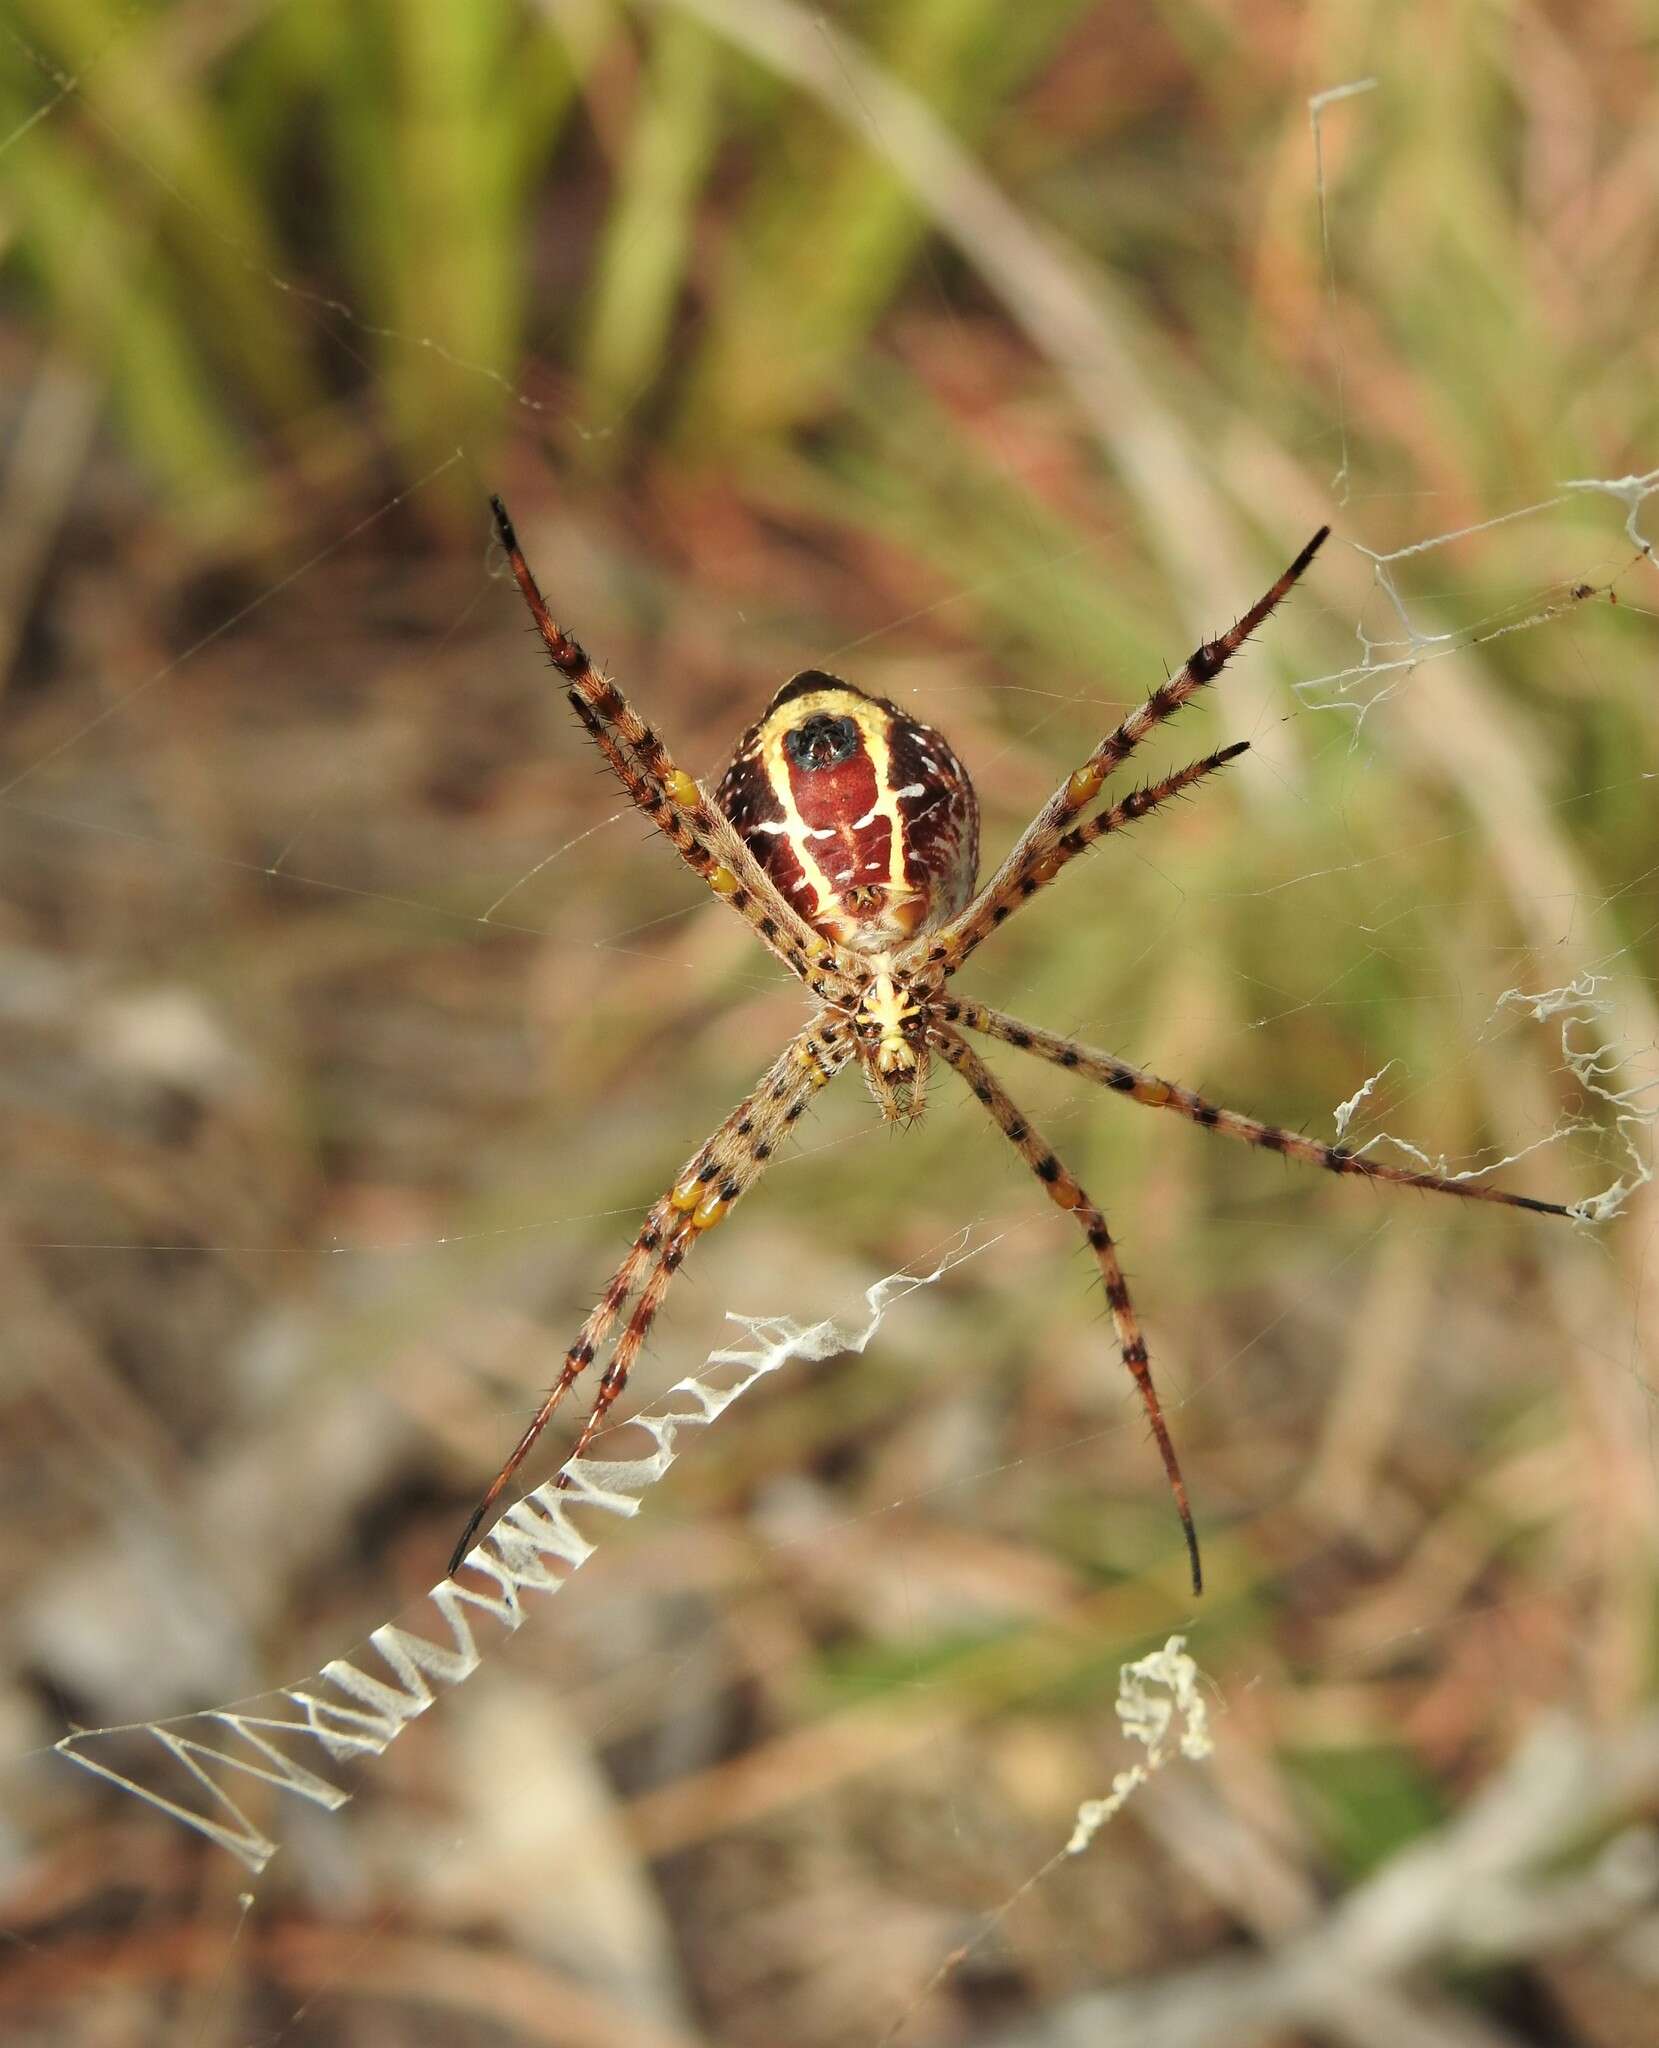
left=2, top=2, right=1657, bottom=2043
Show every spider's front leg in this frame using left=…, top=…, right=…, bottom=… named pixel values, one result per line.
left=933, top=1024, right=1203, bottom=1594
left=916, top=528, right=1328, bottom=978
left=448, top=1013, right=853, bottom=1574
left=491, top=496, right=857, bottom=1003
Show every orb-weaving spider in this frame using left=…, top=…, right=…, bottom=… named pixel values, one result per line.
left=452, top=499, right=1569, bottom=1591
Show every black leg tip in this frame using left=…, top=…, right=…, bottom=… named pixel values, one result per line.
left=490, top=494, right=517, bottom=551
left=1182, top=1520, right=1204, bottom=1597
left=1294, top=524, right=1332, bottom=573
left=447, top=1509, right=486, bottom=1578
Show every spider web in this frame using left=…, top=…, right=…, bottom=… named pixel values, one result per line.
left=51, top=1237, right=990, bottom=1877
left=3, top=11, right=1658, bottom=2048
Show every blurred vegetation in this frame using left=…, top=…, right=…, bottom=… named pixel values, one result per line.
left=2, top=3, right=1656, bottom=2044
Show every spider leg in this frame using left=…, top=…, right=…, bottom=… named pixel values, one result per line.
left=491, top=496, right=854, bottom=997
left=448, top=1013, right=853, bottom=1574
left=916, top=528, right=1328, bottom=976
left=447, top=1190, right=678, bottom=1574
left=932, top=1024, right=1203, bottom=1595
left=980, top=739, right=1251, bottom=911
left=952, top=1001, right=1573, bottom=1218
left=557, top=1022, right=855, bottom=1470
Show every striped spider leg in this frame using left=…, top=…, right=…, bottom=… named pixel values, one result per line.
left=490, top=497, right=860, bottom=1006
left=929, top=1001, right=1571, bottom=1594
left=932, top=1026, right=1203, bottom=1592
left=450, top=1014, right=852, bottom=1572
left=914, top=526, right=1331, bottom=977
left=944, top=1001, right=1573, bottom=1219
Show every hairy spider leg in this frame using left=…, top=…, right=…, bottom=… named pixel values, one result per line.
left=1011, top=737, right=1251, bottom=895
left=917, top=527, right=1329, bottom=975
left=952, top=1001, right=1573, bottom=1217
left=555, top=1022, right=853, bottom=1471
left=933, top=1026, right=1203, bottom=1595
left=449, top=1017, right=852, bottom=1573
left=491, top=496, right=855, bottom=999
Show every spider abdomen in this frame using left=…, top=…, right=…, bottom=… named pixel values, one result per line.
left=716, top=670, right=978, bottom=953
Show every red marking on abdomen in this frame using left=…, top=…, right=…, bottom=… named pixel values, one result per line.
left=787, top=750, right=892, bottom=894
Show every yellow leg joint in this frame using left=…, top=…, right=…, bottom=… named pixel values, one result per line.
left=708, top=864, right=740, bottom=896
left=1066, top=764, right=1106, bottom=807
left=793, top=1042, right=829, bottom=1088
left=1047, top=1177, right=1084, bottom=1211
left=691, top=1192, right=730, bottom=1230
left=665, top=768, right=700, bottom=808
left=670, top=1175, right=705, bottom=1212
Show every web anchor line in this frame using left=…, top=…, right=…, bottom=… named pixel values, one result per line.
left=54, top=1245, right=975, bottom=1874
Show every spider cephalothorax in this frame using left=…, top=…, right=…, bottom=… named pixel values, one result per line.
left=452, top=500, right=1573, bottom=1595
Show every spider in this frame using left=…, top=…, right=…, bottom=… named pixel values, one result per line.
left=451, top=498, right=1570, bottom=1592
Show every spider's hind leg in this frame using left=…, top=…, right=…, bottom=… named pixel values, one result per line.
left=933, top=1024, right=1203, bottom=1594
left=955, top=1001, right=1573, bottom=1219
left=448, top=1013, right=852, bottom=1574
